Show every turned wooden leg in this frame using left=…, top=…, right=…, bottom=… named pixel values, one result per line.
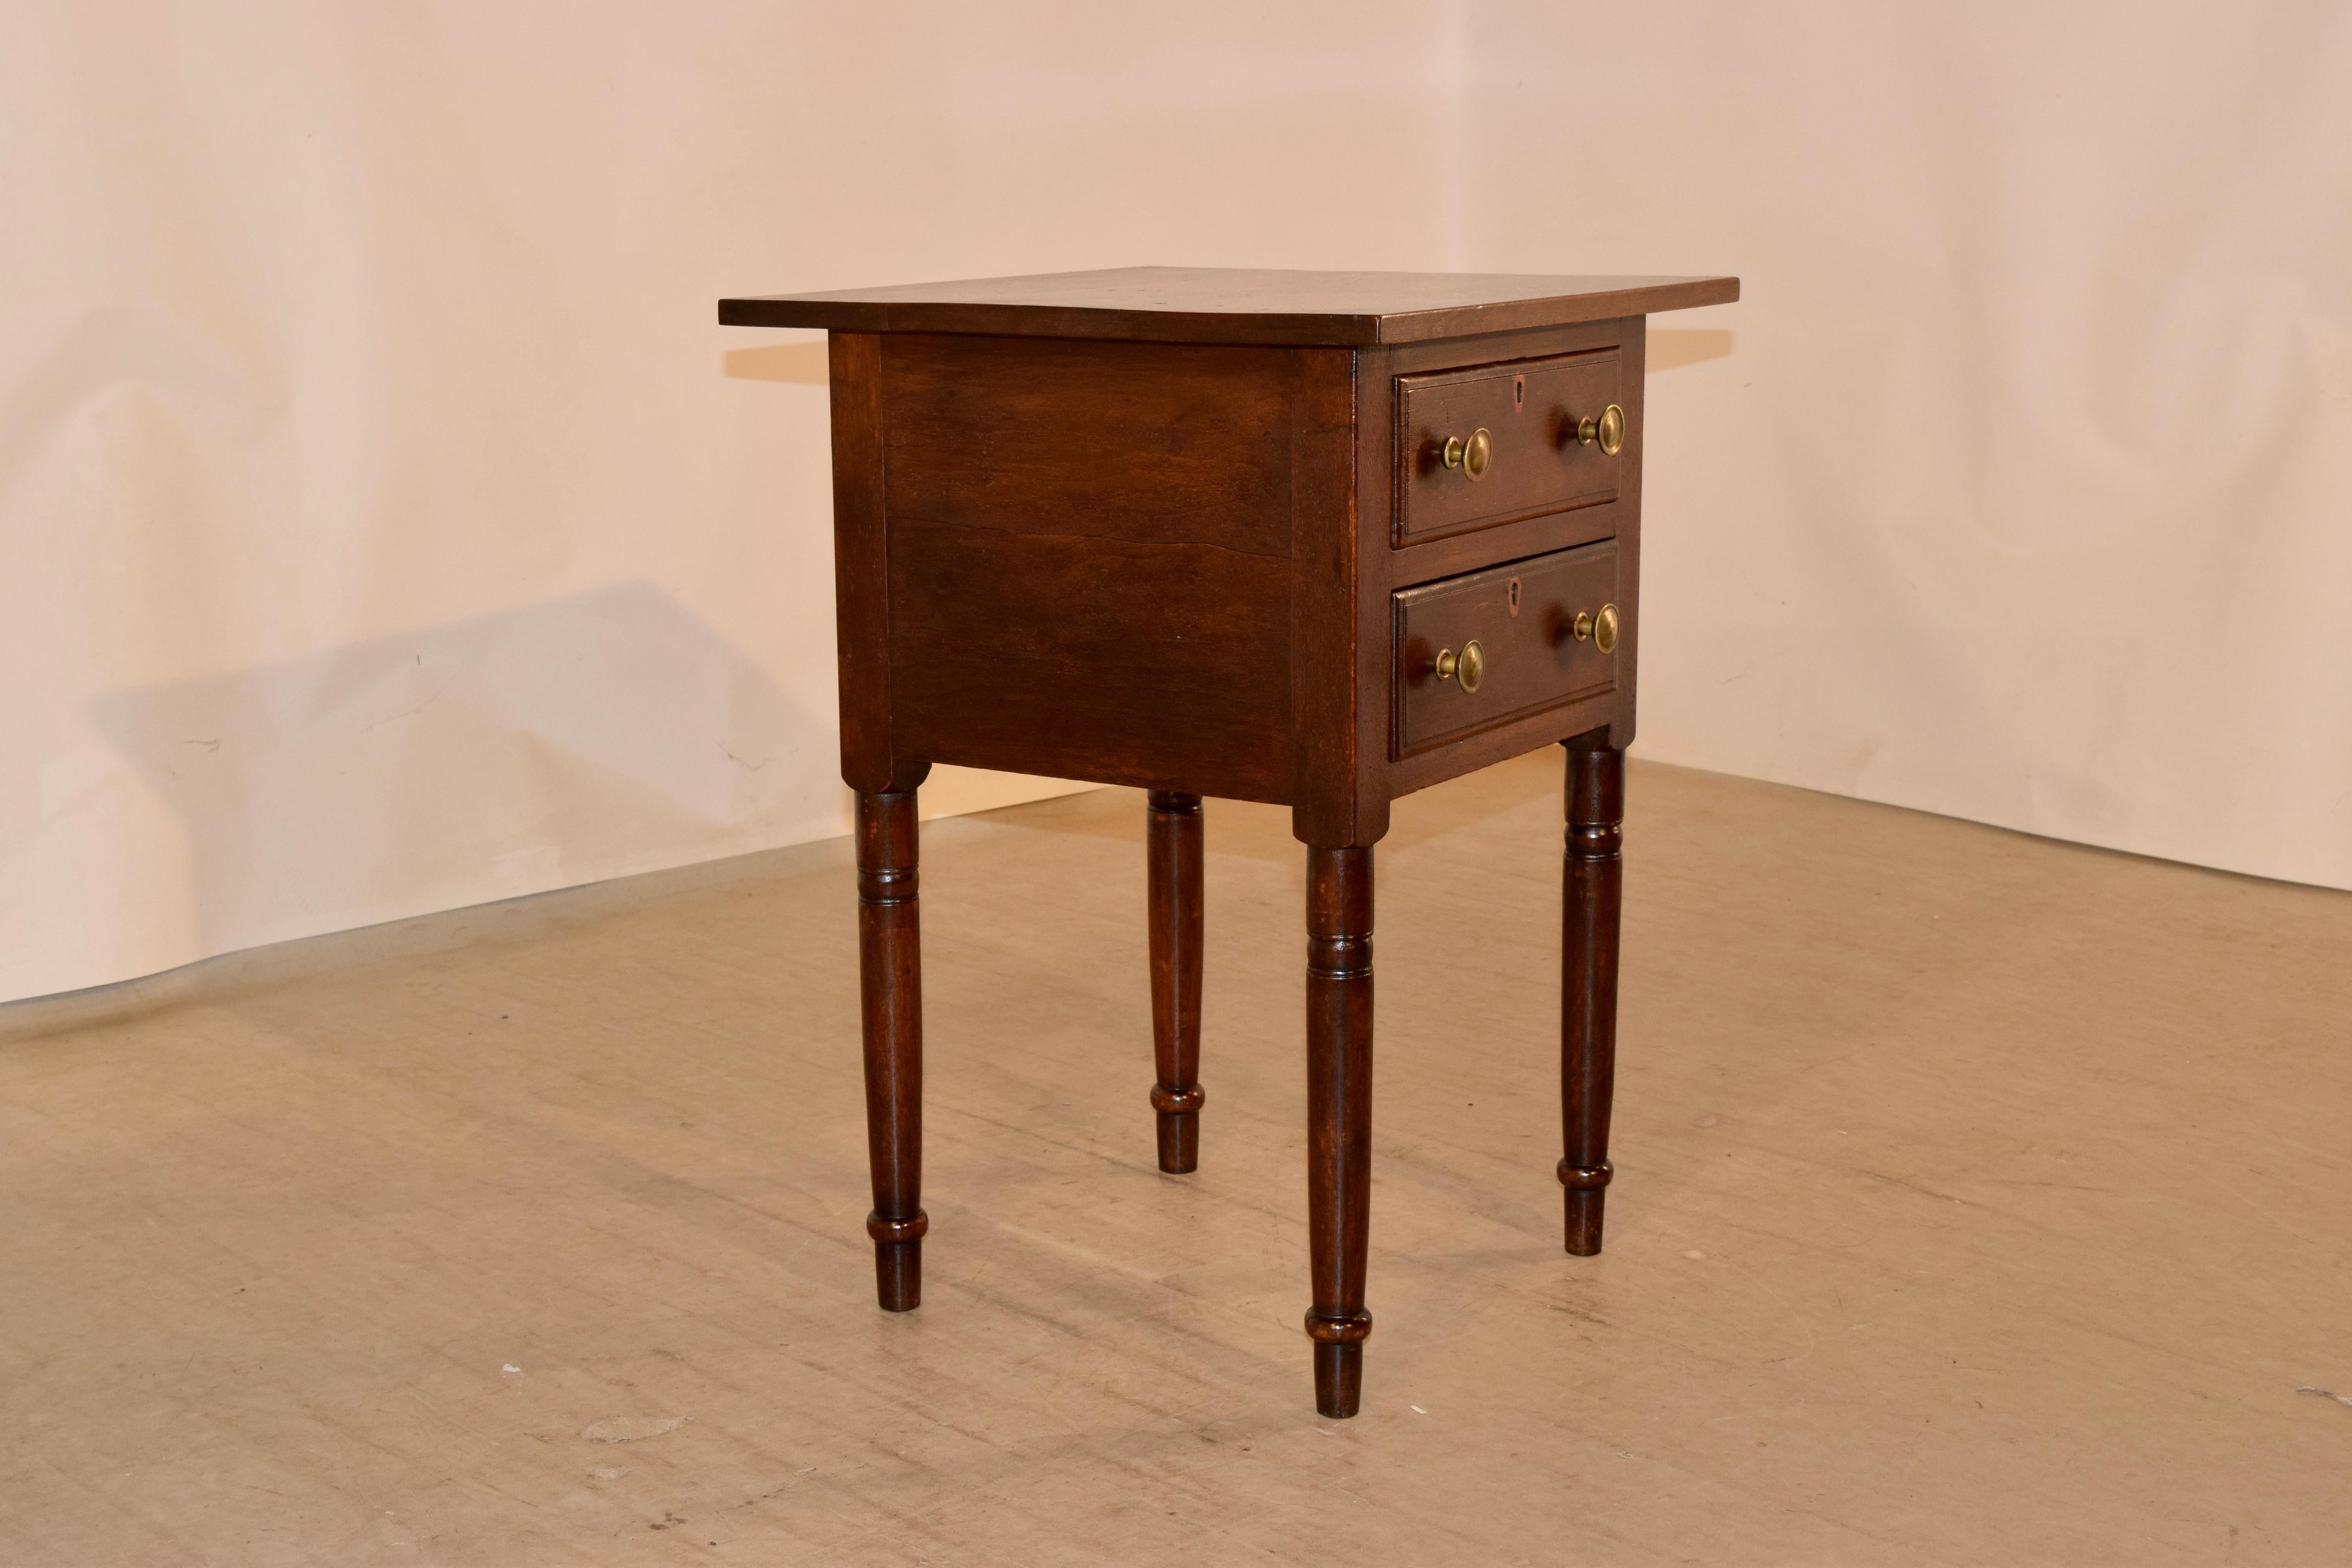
left=1561, top=736, right=1624, bottom=1256
left=1304, top=846, right=1375, bottom=1418
left=1146, top=791, right=1206, bottom=1174
left=856, top=788, right=926, bottom=1310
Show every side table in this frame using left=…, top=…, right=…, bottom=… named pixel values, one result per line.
left=718, top=267, right=1739, bottom=1417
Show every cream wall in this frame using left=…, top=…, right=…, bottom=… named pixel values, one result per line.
left=1473, top=3, right=2352, bottom=898
left=4, top=3, right=2347, bottom=1003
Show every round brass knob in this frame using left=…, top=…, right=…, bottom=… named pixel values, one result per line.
left=1574, top=403, right=1626, bottom=456
left=1568, top=604, right=1621, bottom=653
left=1432, top=639, right=1485, bottom=693
left=1440, top=428, right=1493, bottom=481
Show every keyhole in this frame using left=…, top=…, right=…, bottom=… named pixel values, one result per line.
left=1508, top=577, right=1522, bottom=616
left=1513, top=374, right=1526, bottom=411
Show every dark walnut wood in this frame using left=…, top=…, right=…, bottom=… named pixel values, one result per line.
left=734, top=267, right=1736, bottom=1415
left=1395, top=348, right=1623, bottom=545
left=1304, top=846, right=1376, bottom=1420
left=1393, top=541, right=1621, bottom=758
left=883, top=334, right=1296, bottom=802
left=856, top=786, right=927, bottom=1309
left=721, top=265, right=1737, bottom=346
left=1146, top=791, right=1206, bottom=1174
left=827, top=334, right=897, bottom=792
left=1560, top=734, right=1625, bottom=1256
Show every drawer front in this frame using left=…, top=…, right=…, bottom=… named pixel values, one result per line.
left=1393, top=541, right=1620, bottom=757
left=1394, top=350, right=1623, bottom=545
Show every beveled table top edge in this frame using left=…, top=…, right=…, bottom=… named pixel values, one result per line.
left=717, top=266, right=1739, bottom=347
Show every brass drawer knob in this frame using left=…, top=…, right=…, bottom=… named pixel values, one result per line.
left=1570, top=604, right=1621, bottom=654
left=1440, top=428, right=1493, bottom=481
left=1573, top=403, right=1626, bottom=456
left=1433, top=639, right=1486, bottom=693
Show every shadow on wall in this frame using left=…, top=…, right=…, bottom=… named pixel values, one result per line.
left=90, top=580, right=825, bottom=964
left=1646, top=329, right=1733, bottom=373
left=722, top=342, right=829, bottom=385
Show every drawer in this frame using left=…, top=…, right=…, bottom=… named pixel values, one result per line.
left=1392, top=541, right=1620, bottom=757
left=1394, top=350, right=1624, bottom=546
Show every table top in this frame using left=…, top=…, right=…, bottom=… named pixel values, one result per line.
left=717, top=266, right=1739, bottom=347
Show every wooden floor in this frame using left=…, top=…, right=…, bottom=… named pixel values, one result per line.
left=4, top=753, right=2348, bottom=1565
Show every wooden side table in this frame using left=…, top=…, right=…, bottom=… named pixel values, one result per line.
left=719, top=267, right=1739, bottom=1418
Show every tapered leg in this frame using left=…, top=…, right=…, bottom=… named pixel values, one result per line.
left=856, top=789, right=927, bottom=1310
left=1304, top=846, right=1375, bottom=1418
left=1561, top=736, right=1624, bottom=1256
left=1146, top=791, right=1206, bottom=1174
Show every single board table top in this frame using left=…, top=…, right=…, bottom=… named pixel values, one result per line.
left=719, top=265, right=1739, bottom=345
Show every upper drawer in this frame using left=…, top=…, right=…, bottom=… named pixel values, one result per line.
left=1392, top=540, right=1621, bottom=758
left=1393, top=350, right=1624, bottom=546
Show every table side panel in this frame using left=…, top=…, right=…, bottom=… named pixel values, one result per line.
left=883, top=334, right=1294, bottom=558
left=880, top=334, right=1296, bottom=802
left=889, top=522, right=1292, bottom=799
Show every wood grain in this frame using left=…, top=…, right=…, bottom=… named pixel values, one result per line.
left=889, top=519, right=1292, bottom=801
left=857, top=788, right=927, bottom=1308
left=722, top=266, right=1739, bottom=346
left=1375, top=317, right=1649, bottom=801
left=828, top=334, right=907, bottom=792
left=1560, top=736, right=1624, bottom=1256
left=1394, top=348, right=1622, bottom=545
left=883, top=334, right=1294, bottom=558
left=1304, top=845, right=1376, bottom=1419
left=1386, top=502, right=1620, bottom=589
left=1286, top=347, right=1380, bottom=846
left=1609, top=321, right=1648, bottom=751
left=1392, top=541, right=1621, bottom=758
left=1146, top=791, right=1206, bottom=1174
left=745, top=273, right=1720, bottom=1416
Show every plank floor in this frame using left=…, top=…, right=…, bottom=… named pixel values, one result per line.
left=4, top=753, right=2347, bottom=1565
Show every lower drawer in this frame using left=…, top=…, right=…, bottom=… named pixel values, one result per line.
left=1392, top=541, right=1621, bottom=757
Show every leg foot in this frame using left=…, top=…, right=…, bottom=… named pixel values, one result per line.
left=867, top=1212, right=928, bottom=1311
left=1305, top=846, right=1375, bottom=1417
left=1312, top=1341, right=1364, bottom=1420
left=1559, top=1160, right=1612, bottom=1258
left=1561, top=736, right=1624, bottom=1257
left=1147, top=790, right=1205, bottom=1174
left=1151, top=1083, right=1204, bottom=1173
left=857, top=789, right=926, bottom=1309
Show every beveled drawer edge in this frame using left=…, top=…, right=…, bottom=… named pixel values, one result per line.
left=1387, top=538, right=1622, bottom=761
left=1389, top=345, right=1626, bottom=550
left=1389, top=673, right=1617, bottom=762
left=1383, top=688, right=1622, bottom=798
left=1390, top=493, right=1614, bottom=551
left=1387, top=504, right=1622, bottom=590
left=1393, top=343, right=1619, bottom=394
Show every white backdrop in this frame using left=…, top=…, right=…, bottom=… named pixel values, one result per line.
left=4, top=2, right=2347, bottom=1002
